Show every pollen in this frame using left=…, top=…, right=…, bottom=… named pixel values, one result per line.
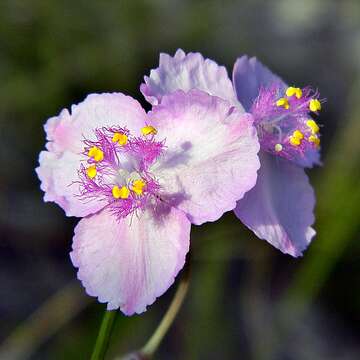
left=293, top=130, right=304, bottom=140
left=274, top=143, right=283, bottom=152
left=289, top=130, right=304, bottom=146
left=88, top=146, right=97, bottom=157
left=286, top=86, right=302, bottom=99
left=112, top=185, right=130, bottom=199
left=141, top=125, right=157, bottom=136
left=306, top=119, right=320, bottom=134
left=308, top=135, right=320, bottom=147
left=88, top=146, right=104, bottom=162
left=309, top=99, right=321, bottom=112
left=112, top=132, right=128, bottom=146
left=132, top=179, right=146, bottom=195
left=86, top=165, right=97, bottom=179
left=276, top=97, right=290, bottom=109
left=289, top=137, right=301, bottom=146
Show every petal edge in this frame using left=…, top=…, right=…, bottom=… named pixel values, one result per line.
left=141, top=49, right=241, bottom=109
left=70, top=204, right=190, bottom=315
left=234, top=153, right=316, bottom=257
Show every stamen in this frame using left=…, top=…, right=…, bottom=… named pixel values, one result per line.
left=78, top=126, right=164, bottom=220
left=309, top=99, right=321, bottom=112
left=141, top=125, right=157, bottom=136
left=112, top=132, right=128, bottom=146
left=286, top=86, right=302, bottom=99
left=289, top=137, right=301, bottom=146
left=276, top=97, right=290, bottom=109
left=289, top=130, right=304, bottom=146
left=87, top=146, right=97, bottom=157
left=86, top=165, right=97, bottom=179
left=88, top=146, right=104, bottom=162
left=306, top=119, right=320, bottom=134
left=132, top=179, right=146, bottom=195
left=308, top=135, right=320, bottom=147
left=250, top=83, right=322, bottom=167
left=112, top=185, right=130, bottom=199
left=293, top=130, right=304, bottom=140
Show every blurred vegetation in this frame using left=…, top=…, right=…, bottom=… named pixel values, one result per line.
left=0, top=0, right=359, bottom=359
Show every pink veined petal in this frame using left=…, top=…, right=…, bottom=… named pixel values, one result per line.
left=233, top=55, right=286, bottom=111
left=141, top=48, right=241, bottom=109
left=36, top=150, right=108, bottom=217
left=149, top=90, right=260, bottom=225
left=36, top=93, right=147, bottom=217
left=70, top=204, right=191, bottom=315
left=44, top=93, right=147, bottom=154
left=234, top=153, right=316, bottom=257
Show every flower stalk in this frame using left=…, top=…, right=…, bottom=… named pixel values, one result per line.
left=91, top=309, right=118, bottom=360
left=117, top=262, right=191, bottom=360
left=139, top=265, right=190, bottom=359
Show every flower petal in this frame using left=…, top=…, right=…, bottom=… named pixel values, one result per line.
left=36, top=93, right=147, bottom=217
left=36, top=150, right=108, bottom=217
left=70, top=204, right=190, bottom=315
left=233, top=56, right=286, bottom=111
left=141, top=49, right=240, bottom=109
left=44, top=93, right=147, bottom=154
left=150, top=90, right=260, bottom=225
left=234, top=153, right=316, bottom=257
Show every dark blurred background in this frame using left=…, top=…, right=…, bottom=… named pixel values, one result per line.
left=0, top=0, right=359, bottom=359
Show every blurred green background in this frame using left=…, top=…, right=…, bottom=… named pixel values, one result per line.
left=0, top=0, right=359, bottom=359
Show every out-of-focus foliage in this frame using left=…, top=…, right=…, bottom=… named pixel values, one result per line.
left=0, top=0, right=359, bottom=359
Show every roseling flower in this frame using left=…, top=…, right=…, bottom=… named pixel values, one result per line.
left=36, top=91, right=260, bottom=314
left=141, top=49, right=323, bottom=257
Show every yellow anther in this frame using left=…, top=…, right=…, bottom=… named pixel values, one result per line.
left=286, top=86, right=302, bottom=99
left=112, top=185, right=130, bottom=199
left=87, top=146, right=104, bottom=162
left=306, top=119, right=320, bottom=134
left=309, top=98, right=321, bottom=112
left=276, top=97, right=290, bottom=109
left=112, top=132, right=128, bottom=146
left=93, top=149, right=104, bottom=162
left=274, top=143, right=283, bottom=152
left=308, top=135, right=320, bottom=147
left=132, top=179, right=146, bottom=195
left=292, top=130, right=304, bottom=140
left=88, top=146, right=98, bottom=158
left=289, top=130, right=304, bottom=146
left=86, top=165, right=97, bottom=179
left=141, top=125, right=157, bottom=136
left=289, top=137, right=301, bottom=146
left=286, top=87, right=295, bottom=97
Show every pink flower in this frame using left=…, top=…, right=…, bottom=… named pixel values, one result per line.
left=141, top=49, right=323, bottom=257
left=36, top=90, right=259, bottom=314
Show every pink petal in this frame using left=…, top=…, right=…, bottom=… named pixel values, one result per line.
left=234, top=153, right=316, bottom=257
left=141, top=49, right=241, bottom=109
left=233, top=56, right=286, bottom=111
left=70, top=205, right=190, bottom=315
left=150, top=90, right=260, bottom=225
left=45, top=93, right=147, bottom=154
left=36, top=150, right=107, bottom=217
left=36, top=93, right=147, bottom=217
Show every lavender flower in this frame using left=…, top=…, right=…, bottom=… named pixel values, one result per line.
left=141, top=49, right=323, bottom=257
left=36, top=90, right=259, bottom=314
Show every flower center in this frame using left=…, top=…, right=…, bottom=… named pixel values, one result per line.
left=76, top=125, right=164, bottom=219
left=251, top=84, right=322, bottom=167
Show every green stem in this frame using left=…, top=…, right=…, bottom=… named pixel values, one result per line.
left=140, top=266, right=190, bottom=359
left=91, top=309, right=118, bottom=360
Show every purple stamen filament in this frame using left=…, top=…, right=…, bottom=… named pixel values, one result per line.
left=75, top=126, right=164, bottom=219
